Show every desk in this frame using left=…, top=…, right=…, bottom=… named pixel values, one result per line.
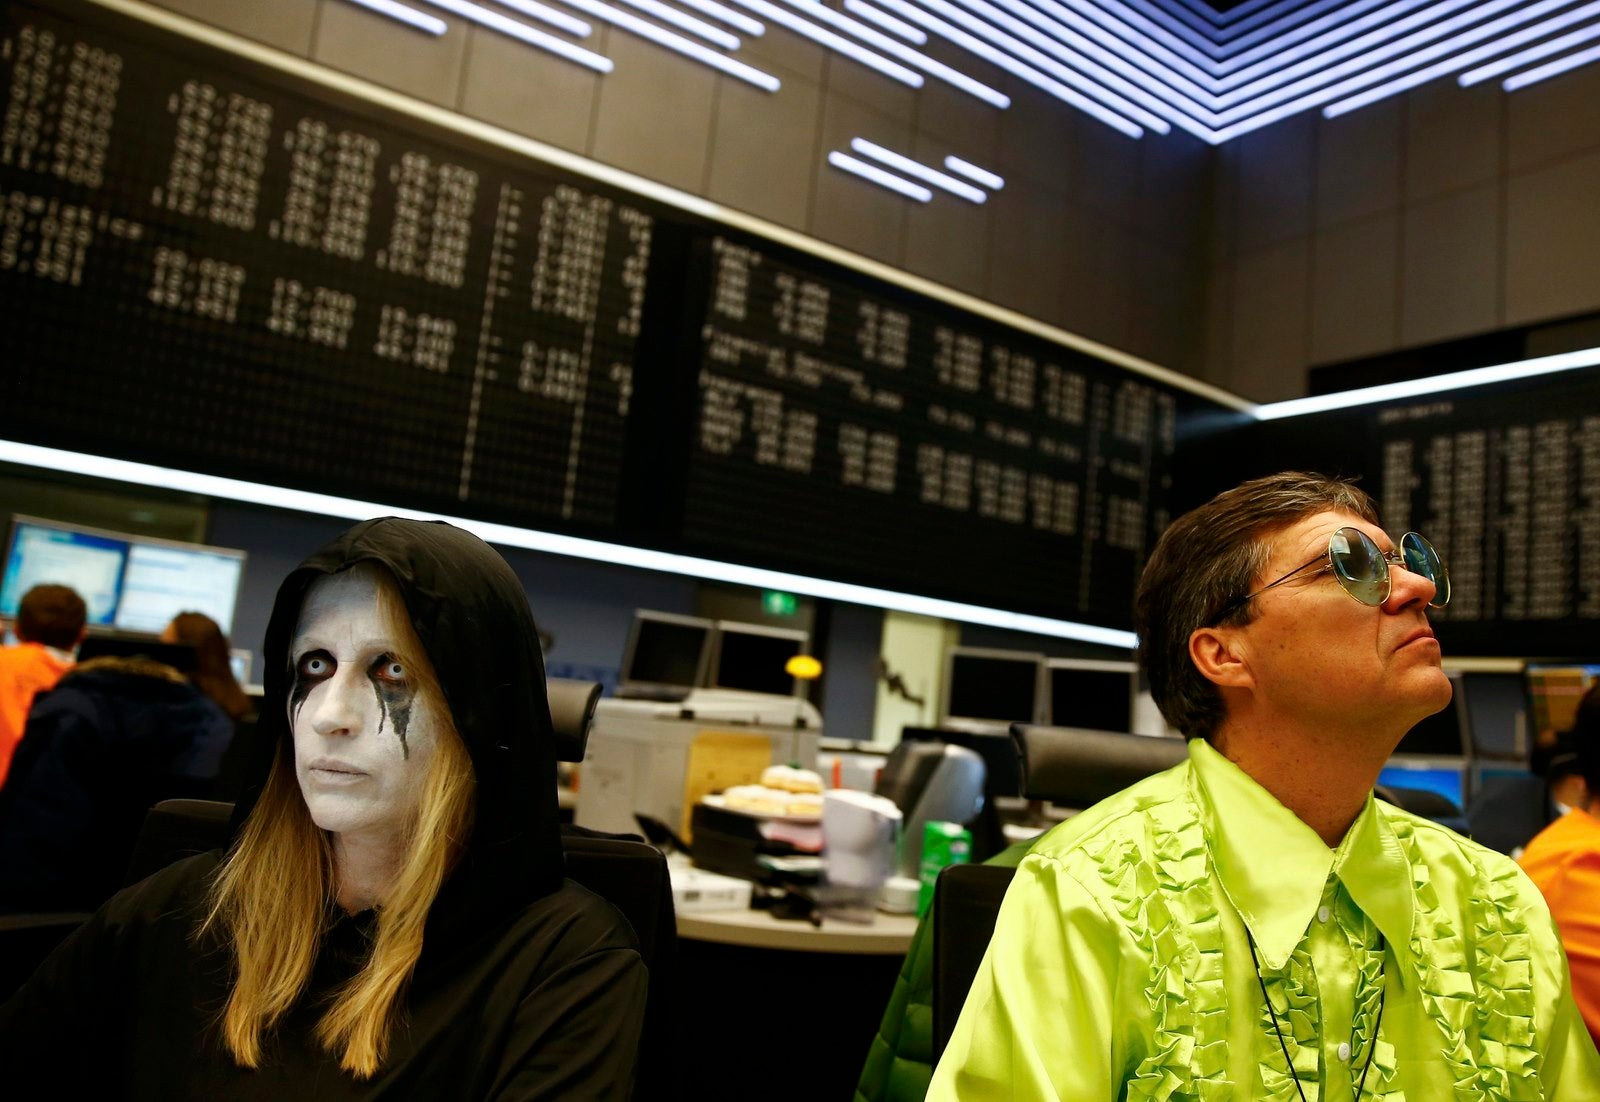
left=677, top=907, right=918, bottom=954
left=672, top=907, right=918, bottom=1100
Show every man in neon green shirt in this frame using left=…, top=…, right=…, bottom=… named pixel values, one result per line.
left=931, top=471, right=1600, bottom=1100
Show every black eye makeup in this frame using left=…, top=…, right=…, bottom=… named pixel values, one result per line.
left=290, top=648, right=334, bottom=726
left=367, top=653, right=417, bottom=758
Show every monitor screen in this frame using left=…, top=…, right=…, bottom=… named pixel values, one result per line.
left=115, top=540, right=247, bottom=635
left=943, top=649, right=1043, bottom=725
left=0, top=517, right=129, bottom=626
left=1525, top=664, right=1600, bottom=741
left=1394, top=675, right=1468, bottom=757
left=1047, top=660, right=1136, bottom=733
left=1378, top=762, right=1466, bottom=810
left=1459, top=670, right=1527, bottom=760
left=710, top=622, right=806, bottom=696
left=620, top=611, right=713, bottom=691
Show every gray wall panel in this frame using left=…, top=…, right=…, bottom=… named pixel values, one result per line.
left=1505, top=151, right=1600, bottom=325
left=311, top=0, right=469, bottom=108
left=458, top=25, right=604, bottom=155
left=1310, top=213, right=1399, bottom=366
left=1400, top=183, right=1501, bottom=346
left=589, top=34, right=718, bottom=193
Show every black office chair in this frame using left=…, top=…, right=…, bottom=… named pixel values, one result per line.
left=927, top=725, right=1189, bottom=1061
left=1374, top=784, right=1470, bottom=836
left=549, top=677, right=603, bottom=764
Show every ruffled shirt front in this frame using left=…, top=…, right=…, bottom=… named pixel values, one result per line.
left=929, top=738, right=1600, bottom=1101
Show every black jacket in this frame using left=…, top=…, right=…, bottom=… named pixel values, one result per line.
left=0, top=519, right=647, bottom=1098
left=0, top=656, right=233, bottom=912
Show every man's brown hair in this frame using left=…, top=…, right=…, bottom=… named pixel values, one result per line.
left=1134, top=471, right=1379, bottom=741
left=16, top=584, right=87, bottom=649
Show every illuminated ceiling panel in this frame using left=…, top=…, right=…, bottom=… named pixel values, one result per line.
left=342, top=0, right=1600, bottom=148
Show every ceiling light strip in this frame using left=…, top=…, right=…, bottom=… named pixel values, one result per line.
left=673, top=0, right=767, bottom=34
left=1252, top=347, right=1600, bottom=420
left=506, top=0, right=783, bottom=88
left=1206, top=0, right=1381, bottom=51
left=1036, top=0, right=1222, bottom=93
left=775, top=0, right=1010, bottom=106
left=944, top=155, right=1004, bottom=188
left=727, top=0, right=925, bottom=86
left=0, top=439, right=1133, bottom=645
left=984, top=0, right=1219, bottom=126
left=1116, top=0, right=1228, bottom=57
left=850, top=138, right=987, bottom=201
left=909, top=0, right=1176, bottom=133
left=456, top=0, right=590, bottom=36
left=1084, top=0, right=1222, bottom=67
left=843, top=0, right=929, bottom=42
left=1212, top=0, right=1550, bottom=131
left=1320, top=0, right=1600, bottom=117
left=870, top=0, right=1146, bottom=136
left=414, top=0, right=612, bottom=69
left=1210, top=0, right=1405, bottom=77
left=581, top=0, right=744, bottom=48
left=341, top=0, right=448, bottom=35
left=1458, top=18, right=1600, bottom=84
left=1503, top=38, right=1600, bottom=86
left=828, top=150, right=932, bottom=199
left=1212, top=0, right=1458, bottom=96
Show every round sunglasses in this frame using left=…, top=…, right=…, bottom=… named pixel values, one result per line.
left=1219, top=527, right=1451, bottom=619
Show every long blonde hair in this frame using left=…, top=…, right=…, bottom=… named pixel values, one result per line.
left=201, top=564, right=476, bottom=1078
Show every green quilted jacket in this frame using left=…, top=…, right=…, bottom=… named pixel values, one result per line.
left=853, top=841, right=1033, bottom=1102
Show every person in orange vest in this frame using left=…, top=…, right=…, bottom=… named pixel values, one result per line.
left=0, top=584, right=86, bottom=789
left=1522, top=683, right=1600, bottom=1048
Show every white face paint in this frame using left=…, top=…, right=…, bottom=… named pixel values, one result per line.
left=289, top=569, right=438, bottom=846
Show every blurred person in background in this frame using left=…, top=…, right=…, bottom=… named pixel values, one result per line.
left=1522, top=684, right=1600, bottom=1047
left=0, top=584, right=86, bottom=790
left=163, top=610, right=253, bottom=722
left=0, top=616, right=234, bottom=912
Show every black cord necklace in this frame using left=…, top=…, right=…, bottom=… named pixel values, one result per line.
left=1247, top=930, right=1387, bottom=1102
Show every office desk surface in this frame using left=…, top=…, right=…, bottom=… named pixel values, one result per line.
left=676, top=907, right=919, bottom=954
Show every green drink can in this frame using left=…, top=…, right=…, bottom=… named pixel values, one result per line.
left=918, top=821, right=971, bottom=917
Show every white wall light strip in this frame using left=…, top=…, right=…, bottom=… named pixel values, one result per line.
left=843, top=0, right=929, bottom=44
left=869, top=0, right=1144, bottom=136
left=342, top=0, right=448, bottom=35
left=726, top=0, right=924, bottom=86
left=775, top=0, right=1008, bottom=106
left=987, top=0, right=1216, bottom=128
left=1118, top=0, right=1226, bottom=57
left=584, top=0, right=743, bottom=48
left=1252, top=346, right=1600, bottom=420
left=675, top=0, right=766, bottom=35
left=446, top=0, right=589, bottom=36
left=1208, top=0, right=1392, bottom=71
left=1458, top=17, right=1600, bottom=84
left=1207, top=0, right=1389, bottom=57
left=1025, top=0, right=1217, bottom=108
left=850, top=138, right=987, bottom=201
left=1212, top=0, right=1479, bottom=105
left=0, top=439, right=1134, bottom=646
left=1211, top=0, right=1531, bottom=127
left=942, top=0, right=1181, bottom=133
left=944, top=155, right=1004, bottom=189
left=829, top=150, right=933, bottom=200
left=1504, top=38, right=1600, bottom=85
left=908, top=0, right=1174, bottom=133
left=1321, top=0, right=1600, bottom=117
left=1210, top=0, right=1552, bottom=137
left=414, top=0, right=611, bottom=69
left=505, top=0, right=783, bottom=88
left=1211, top=0, right=1432, bottom=86
left=1047, top=0, right=1215, bottom=90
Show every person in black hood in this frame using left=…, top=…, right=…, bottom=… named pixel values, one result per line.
left=0, top=518, right=647, bottom=1098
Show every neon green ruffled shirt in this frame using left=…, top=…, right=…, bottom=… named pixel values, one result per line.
left=929, top=738, right=1600, bottom=1101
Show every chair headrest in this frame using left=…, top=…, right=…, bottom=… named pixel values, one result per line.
left=1009, top=724, right=1189, bottom=807
left=550, top=678, right=603, bottom=762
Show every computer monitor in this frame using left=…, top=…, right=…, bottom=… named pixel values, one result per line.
left=1377, top=760, right=1469, bottom=810
left=941, top=648, right=1044, bottom=727
left=1045, top=658, right=1136, bottom=733
left=1459, top=670, right=1527, bottom=761
left=114, top=538, right=247, bottom=635
left=618, top=610, right=714, bottom=697
left=1525, top=664, right=1600, bottom=742
left=708, top=621, right=808, bottom=696
left=0, top=515, right=129, bottom=626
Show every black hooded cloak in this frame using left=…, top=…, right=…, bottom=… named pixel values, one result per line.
left=0, top=519, right=647, bottom=1099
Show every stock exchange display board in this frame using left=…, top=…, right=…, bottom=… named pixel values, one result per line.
left=0, top=0, right=1228, bottom=630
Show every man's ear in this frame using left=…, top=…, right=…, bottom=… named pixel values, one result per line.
left=1189, top=625, right=1252, bottom=690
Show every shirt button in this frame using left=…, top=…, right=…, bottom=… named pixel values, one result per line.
left=1317, top=906, right=1331, bottom=923
left=1337, top=1042, right=1352, bottom=1062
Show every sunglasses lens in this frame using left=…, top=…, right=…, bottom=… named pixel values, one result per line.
left=1329, top=528, right=1389, bottom=606
left=1402, top=532, right=1451, bottom=608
